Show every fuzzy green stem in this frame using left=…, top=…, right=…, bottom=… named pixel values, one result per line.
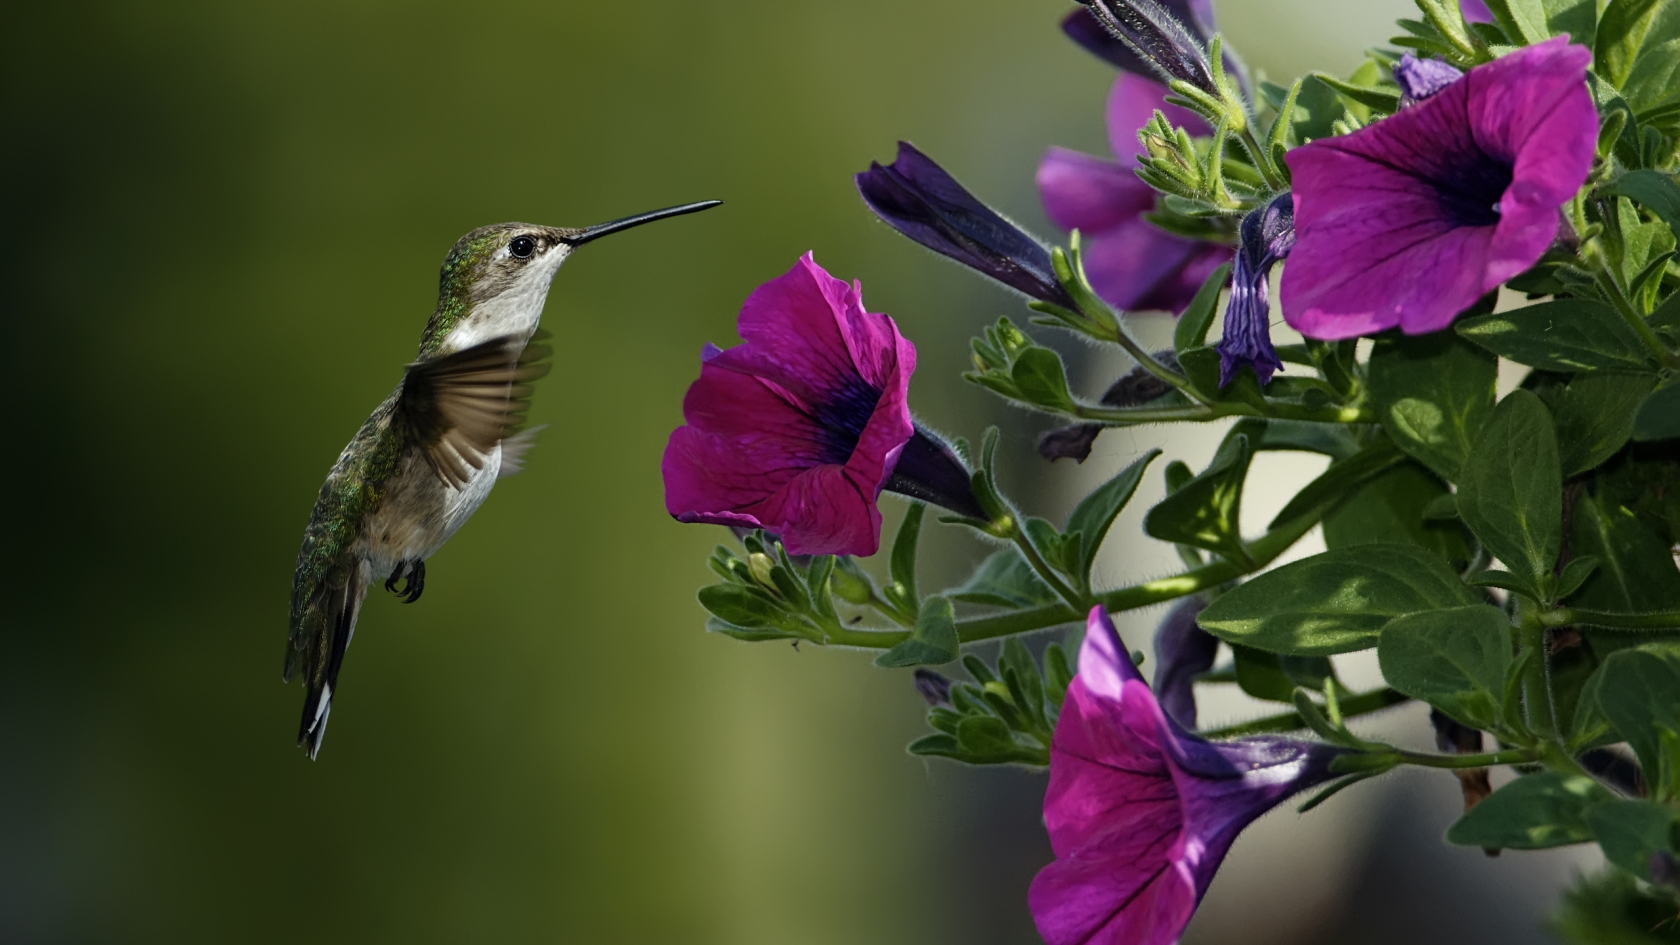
left=1011, top=529, right=1089, bottom=614
left=1519, top=600, right=1556, bottom=740
left=1395, top=747, right=1537, bottom=770
left=1545, top=607, right=1680, bottom=630
left=1200, top=687, right=1409, bottom=738
left=1074, top=400, right=1374, bottom=426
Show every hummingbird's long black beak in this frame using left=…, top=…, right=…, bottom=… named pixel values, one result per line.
left=561, top=200, right=723, bottom=245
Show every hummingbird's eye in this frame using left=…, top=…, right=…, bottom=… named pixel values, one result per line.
left=509, top=236, right=537, bottom=259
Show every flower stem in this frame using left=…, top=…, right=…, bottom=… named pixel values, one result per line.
left=1519, top=598, right=1557, bottom=740
left=1075, top=400, right=1374, bottom=426
left=1394, top=747, right=1537, bottom=770
left=1544, top=606, right=1680, bottom=631
left=1200, top=687, right=1409, bottom=738
left=1010, top=529, right=1089, bottom=613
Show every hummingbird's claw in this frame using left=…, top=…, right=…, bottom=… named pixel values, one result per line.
left=384, top=560, right=426, bottom=603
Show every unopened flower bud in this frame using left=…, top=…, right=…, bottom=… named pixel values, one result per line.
left=747, top=553, right=777, bottom=590
left=829, top=559, right=875, bottom=605
left=914, top=669, right=953, bottom=706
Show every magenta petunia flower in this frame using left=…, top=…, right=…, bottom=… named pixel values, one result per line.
left=1030, top=607, right=1345, bottom=945
left=1150, top=597, right=1216, bottom=729
left=1281, top=39, right=1596, bottom=339
left=1037, top=74, right=1234, bottom=314
left=662, top=254, right=921, bottom=557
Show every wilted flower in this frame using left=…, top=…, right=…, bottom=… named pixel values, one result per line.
left=1281, top=39, right=1595, bottom=338
left=1076, top=0, right=1220, bottom=95
left=1393, top=53, right=1464, bottom=106
left=1062, top=0, right=1246, bottom=96
left=856, top=142, right=1077, bottom=309
left=1151, top=597, right=1216, bottom=728
left=1217, top=193, right=1294, bottom=386
left=1030, top=607, right=1346, bottom=945
left=1038, top=350, right=1180, bottom=463
left=663, top=253, right=978, bottom=556
left=1037, top=74, right=1234, bottom=314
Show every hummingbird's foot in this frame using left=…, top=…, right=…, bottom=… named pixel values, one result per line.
left=402, top=560, right=425, bottom=603
left=384, top=560, right=426, bottom=603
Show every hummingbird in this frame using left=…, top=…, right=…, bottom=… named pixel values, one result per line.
left=285, top=199, right=721, bottom=758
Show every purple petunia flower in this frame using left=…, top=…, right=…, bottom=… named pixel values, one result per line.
left=856, top=142, right=1078, bottom=309
left=1029, top=607, right=1346, bottom=945
left=1038, top=74, right=1234, bottom=314
left=1217, top=193, right=1294, bottom=386
left=664, top=254, right=977, bottom=557
left=1281, top=39, right=1595, bottom=339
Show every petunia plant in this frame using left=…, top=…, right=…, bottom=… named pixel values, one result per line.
left=665, top=0, right=1680, bottom=939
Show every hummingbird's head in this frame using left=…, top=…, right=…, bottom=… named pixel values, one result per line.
left=421, top=200, right=721, bottom=356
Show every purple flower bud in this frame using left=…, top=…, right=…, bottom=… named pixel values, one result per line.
left=1216, top=193, right=1293, bottom=387
left=1062, top=2, right=1247, bottom=96
left=914, top=668, right=953, bottom=706
left=1394, top=53, right=1464, bottom=106
left=1077, top=0, right=1218, bottom=95
left=856, top=142, right=1077, bottom=309
left=1152, top=596, right=1216, bottom=728
left=1030, top=608, right=1348, bottom=945
left=884, top=426, right=986, bottom=521
left=1282, top=39, right=1596, bottom=339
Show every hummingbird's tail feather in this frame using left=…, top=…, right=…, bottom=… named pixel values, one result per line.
left=294, top=563, right=370, bottom=760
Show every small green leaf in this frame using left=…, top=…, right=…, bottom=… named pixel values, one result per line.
left=1232, top=645, right=1336, bottom=703
left=1143, top=428, right=1253, bottom=561
left=1456, top=299, right=1655, bottom=372
left=1568, top=662, right=1614, bottom=750
left=1595, top=0, right=1670, bottom=91
left=1309, top=71, right=1400, bottom=113
left=1368, top=328, right=1497, bottom=481
left=1604, top=169, right=1680, bottom=238
left=1011, top=347, right=1076, bottom=411
left=1377, top=605, right=1512, bottom=729
left=1556, top=556, right=1601, bottom=600
left=889, top=503, right=925, bottom=605
left=1174, top=263, right=1231, bottom=353
left=1290, top=74, right=1346, bottom=143
left=1633, top=382, right=1680, bottom=441
left=1268, top=436, right=1406, bottom=529
left=1585, top=800, right=1678, bottom=879
left=1323, top=461, right=1475, bottom=571
left=1570, top=494, right=1680, bottom=614
left=875, top=596, right=959, bottom=667
left=1593, top=643, right=1680, bottom=796
left=1197, top=543, right=1480, bottom=656
left=1455, top=389, right=1562, bottom=596
left=699, top=584, right=793, bottom=630
left=1065, top=449, right=1161, bottom=583
left=1534, top=370, right=1658, bottom=475
left=1490, top=0, right=1553, bottom=44
left=1446, top=772, right=1612, bottom=850
left=950, top=548, right=1061, bottom=609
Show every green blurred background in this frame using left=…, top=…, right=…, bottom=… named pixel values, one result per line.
left=7, top=1, right=1589, bottom=943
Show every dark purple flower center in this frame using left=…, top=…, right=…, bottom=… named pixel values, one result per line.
left=1434, top=156, right=1512, bottom=228
left=811, top=378, right=882, bottom=463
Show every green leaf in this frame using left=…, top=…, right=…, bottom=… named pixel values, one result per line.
left=875, top=596, right=959, bottom=667
left=1455, top=389, right=1562, bottom=596
left=1568, top=660, right=1615, bottom=750
left=1556, top=555, right=1601, bottom=600
left=1368, top=329, right=1497, bottom=481
left=1446, top=772, right=1612, bottom=850
left=1533, top=370, right=1658, bottom=475
left=1541, top=0, right=1598, bottom=47
left=1174, top=262, right=1231, bottom=353
left=1603, top=169, right=1680, bottom=239
left=1179, top=345, right=1268, bottom=408
left=1065, top=449, right=1161, bottom=583
left=1456, top=299, right=1655, bottom=372
left=1596, top=0, right=1669, bottom=90
left=889, top=502, right=925, bottom=605
left=1011, top=347, right=1076, bottom=411
left=1253, top=419, right=1360, bottom=458
left=1377, top=605, right=1512, bottom=729
left=1633, top=382, right=1680, bottom=441
left=1197, top=543, right=1480, bottom=656
left=1585, top=800, right=1678, bottom=879
left=1309, top=71, right=1400, bottom=113
left=704, top=616, right=804, bottom=643
left=1268, top=436, right=1406, bottom=529
left=1594, top=644, right=1680, bottom=797
left=1323, top=461, right=1475, bottom=572
left=1143, top=428, right=1253, bottom=560
left=950, top=548, right=1060, bottom=609
left=1290, top=74, right=1346, bottom=143
left=1570, top=494, right=1680, bottom=615
left=1492, top=0, right=1553, bottom=43
left=1232, top=644, right=1336, bottom=703
left=698, top=584, right=794, bottom=630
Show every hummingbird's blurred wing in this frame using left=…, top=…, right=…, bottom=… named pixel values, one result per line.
left=398, top=333, right=552, bottom=489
